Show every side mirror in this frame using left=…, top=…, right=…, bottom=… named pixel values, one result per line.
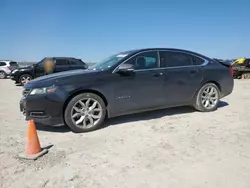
left=117, top=64, right=135, bottom=75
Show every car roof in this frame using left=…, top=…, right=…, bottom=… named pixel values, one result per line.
left=132, top=48, right=201, bottom=53
left=44, top=57, right=82, bottom=60
left=125, top=48, right=211, bottom=59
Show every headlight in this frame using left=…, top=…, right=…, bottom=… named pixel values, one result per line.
left=11, top=69, right=18, bottom=74
left=29, top=86, right=57, bottom=95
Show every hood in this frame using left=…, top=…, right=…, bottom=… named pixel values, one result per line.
left=25, top=69, right=99, bottom=88
left=19, top=65, right=33, bottom=70
left=11, top=65, right=33, bottom=75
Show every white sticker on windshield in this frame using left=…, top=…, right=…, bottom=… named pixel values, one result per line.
left=116, top=54, right=128, bottom=58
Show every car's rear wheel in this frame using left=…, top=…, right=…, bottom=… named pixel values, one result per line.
left=0, top=71, right=7, bottom=79
left=19, top=74, right=33, bottom=85
left=241, top=73, right=250, bottom=79
left=194, top=83, right=220, bottom=112
left=64, top=93, right=106, bottom=133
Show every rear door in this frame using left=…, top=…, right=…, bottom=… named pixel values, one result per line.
left=69, top=59, right=88, bottom=70
left=159, top=50, right=204, bottom=105
left=55, top=59, right=71, bottom=72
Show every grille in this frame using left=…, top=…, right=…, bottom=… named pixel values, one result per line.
left=22, top=88, right=31, bottom=97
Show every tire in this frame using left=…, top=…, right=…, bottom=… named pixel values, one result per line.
left=193, top=83, right=220, bottom=112
left=241, top=73, right=250, bottom=79
left=64, top=93, right=106, bottom=133
left=0, top=71, right=7, bottom=79
left=19, top=74, right=33, bottom=85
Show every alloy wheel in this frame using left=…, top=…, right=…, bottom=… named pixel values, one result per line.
left=71, top=98, right=103, bottom=128
left=21, top=76, right=31, bottom=84
left=201, top=85, right=219, bottom=110
left=0, top=72, right=5, bottom=79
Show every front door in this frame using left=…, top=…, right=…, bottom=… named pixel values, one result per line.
left=34, top=60, right=46, bottom=78
left=113, top=51, right=166, bottom=114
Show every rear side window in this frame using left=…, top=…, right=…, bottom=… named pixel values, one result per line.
left=70, top=59, right=88, bottom=68
left=9, top=61, right=18, bottom=66
left=0, top=62, right=7, bottom=66
left=192, top=56, right=205, bottom=65
left=70, top=59, right=84, bottom=65
left=56, top=59, right=69, bottom=66
left=160, top=51, right=192, bottom=67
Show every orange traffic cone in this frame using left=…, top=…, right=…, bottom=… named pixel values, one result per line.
left=26, top=120, right=42, bottom=155
left=19, top=120, right=48, bottom=160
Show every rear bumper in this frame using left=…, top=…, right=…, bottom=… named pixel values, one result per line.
left=5, top=70, right=11, bottom=75
left=220, top=77, right=234, bottom=98
left=20, top=94, right=65, bottom=127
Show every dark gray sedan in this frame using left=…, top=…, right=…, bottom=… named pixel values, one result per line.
left=20, top=48, right=234, bottom=133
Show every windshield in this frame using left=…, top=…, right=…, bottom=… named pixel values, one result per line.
left=88, top=52, right=131, bottom=70
left=35, top=58, right=45, bottom=68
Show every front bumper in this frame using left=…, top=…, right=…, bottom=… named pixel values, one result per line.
left=11, top=75, right=15, bottom=80
left=10, top=74, right=19, bottom=82
left=20, top=94, right=65, bottom=127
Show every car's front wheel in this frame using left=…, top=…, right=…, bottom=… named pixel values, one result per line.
left=0, top=71, right=7, bottom=79
left=194, top=83, right=220, bottom=112
left=19, top=74, right=33, bottom=85
left=64, top=93, right=106, bottom=133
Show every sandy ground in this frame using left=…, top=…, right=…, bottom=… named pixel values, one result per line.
left=0, top=79, right=250, bottom=188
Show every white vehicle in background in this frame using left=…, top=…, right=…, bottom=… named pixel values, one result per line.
left=0, top=60, right=19, bottom=79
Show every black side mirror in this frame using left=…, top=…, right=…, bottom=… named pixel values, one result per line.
left=117, top=63, right=135, bottom=75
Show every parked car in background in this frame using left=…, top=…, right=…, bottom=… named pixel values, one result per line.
left=231, top=58, right=250, bottom=79
left=11, top=57, right=88, bottom=84
left=20, top=48, right=234, bottom=133
left=0, top=60, right=19, bottom=79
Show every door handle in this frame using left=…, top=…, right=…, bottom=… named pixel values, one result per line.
left=190, top=70, right=198, bottom=75
left=152, top=72, right=163, bottom=77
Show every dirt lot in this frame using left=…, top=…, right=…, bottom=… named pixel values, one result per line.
left=0, top=79, right=250, bottom=188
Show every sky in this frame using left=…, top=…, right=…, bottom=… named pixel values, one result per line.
left=0, top=0, right=249, bottom=62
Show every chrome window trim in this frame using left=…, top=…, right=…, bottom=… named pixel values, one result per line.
left=112, top=49, right=209, bottom=73
left=157, top=49, right=209, bottom=69
left=157, top=51, right=161, bottom=68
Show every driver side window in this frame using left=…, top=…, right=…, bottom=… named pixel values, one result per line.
left=124, top=51, right=159, bottom=70
left=37, top=61, right=44, bottom=68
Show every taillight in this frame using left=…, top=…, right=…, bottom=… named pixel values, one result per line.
left=7, top=66, right=12, bottom=70
left=229, top=66, right=234, bottom=76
